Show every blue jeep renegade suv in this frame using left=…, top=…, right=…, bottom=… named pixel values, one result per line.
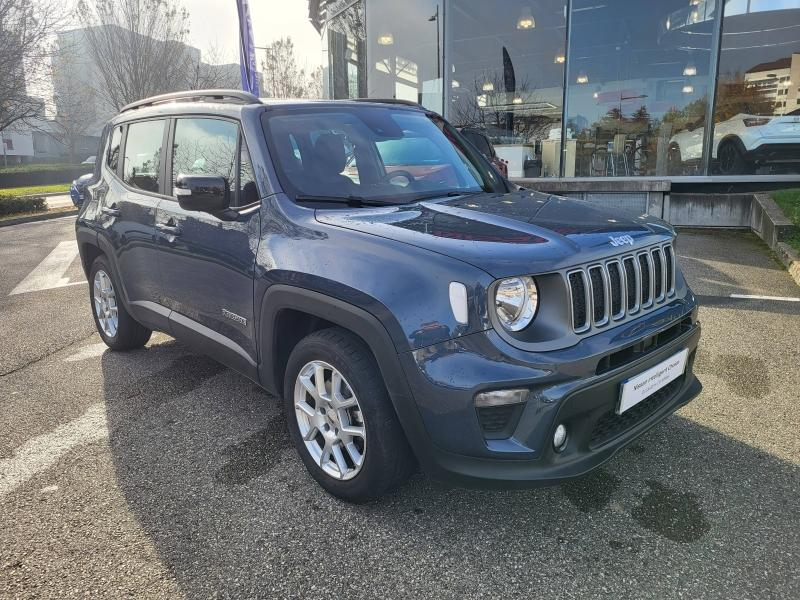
left=76, top=90, right=702, bottom=502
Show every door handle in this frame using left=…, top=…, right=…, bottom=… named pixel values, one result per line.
left=101, top=206, right=120, bottom=217
left=156, top=222, right=181, bottom=236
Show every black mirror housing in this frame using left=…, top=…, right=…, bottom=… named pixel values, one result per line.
left=175, top=174, right=230, bottom=213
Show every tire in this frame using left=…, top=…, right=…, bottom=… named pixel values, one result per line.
left=89, top=255, right=152, bottom=351
left=716, top=139, right=751, bottom=175
left=667, top=144, right=683, bottom=175
left=283, top=327, right=415, bottom=503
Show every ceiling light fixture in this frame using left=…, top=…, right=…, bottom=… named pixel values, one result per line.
left=482, top=81, right=495, bottom=92
left=377, top=33, right=394, bottom=46
left=683, top=61, right=697, bottom=77
left=513, top=96, right=523, bottom=104
left=554, top=54, right=565, bottom=64
left=576, top=71, right=589, bottom=84
left=517, top=7, right=535, bottom=29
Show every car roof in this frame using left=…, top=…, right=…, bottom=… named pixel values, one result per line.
left=111, top=90, right=425, bottom=125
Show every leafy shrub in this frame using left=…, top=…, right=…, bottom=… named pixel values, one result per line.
left=0, top=195, right=47, bottom=216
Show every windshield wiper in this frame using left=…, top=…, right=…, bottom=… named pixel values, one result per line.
left=412, top=190, right=484, bottom=202
left=294, top=194, right=391, bottom=207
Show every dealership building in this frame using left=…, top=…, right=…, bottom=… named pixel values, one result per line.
left=307, top=0, right=800, bottom=194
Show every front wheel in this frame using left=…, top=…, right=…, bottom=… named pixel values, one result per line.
left=89, top=256, right=152, bottom=350
left=283, top=327, right=415, bottom=503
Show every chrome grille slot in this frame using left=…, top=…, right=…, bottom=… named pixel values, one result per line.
left=638, top=252, right=653, bottom=308
left=567, top=243, right=675, bottom=334
left=567, top=270, right=590, bottom=333
left=623, top=256, right=639, bottom=313
left=607, top=260, right=625, bottom=319
left=664, top=245, right=675, bottom=295
left=587, top=266, right=609, bottom=326
left=652, top=247, right=665, bottom=301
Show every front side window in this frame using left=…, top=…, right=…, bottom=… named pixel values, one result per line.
left=123, top=120, right=165, bottom=193
left=107, top=126, right=122, bottom=172
left=171, top=118, right=238, bottom=195
left=262, top=106, right=489, bottom=203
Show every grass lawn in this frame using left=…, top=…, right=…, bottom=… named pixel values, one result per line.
left=0, top=183, right=71, bottom=199
left=771, top=188, right=800, bottom=254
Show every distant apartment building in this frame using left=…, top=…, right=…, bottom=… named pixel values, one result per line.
left=745, top=54, right=800, bottom=116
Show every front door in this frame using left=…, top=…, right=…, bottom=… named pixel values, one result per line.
left=155, top=117, right=261, bottom=377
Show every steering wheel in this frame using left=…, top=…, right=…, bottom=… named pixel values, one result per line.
left=381, top=169, right=415, bottom=188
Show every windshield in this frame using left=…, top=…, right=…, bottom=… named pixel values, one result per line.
left=261, top=106, right=491, bottom=204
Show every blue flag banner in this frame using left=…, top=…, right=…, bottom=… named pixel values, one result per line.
left=237, top=0, right=259, bottom=96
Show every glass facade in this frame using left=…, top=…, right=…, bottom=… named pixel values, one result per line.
left=320, top=0, right=800, bottom=179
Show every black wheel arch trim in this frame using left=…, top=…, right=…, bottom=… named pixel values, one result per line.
left=257, top=284, right=437, bottom=465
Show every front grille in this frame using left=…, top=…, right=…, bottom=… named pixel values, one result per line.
left=589, top=376, right=683, bottom=448
left=567, top=242, right=675, bottom=335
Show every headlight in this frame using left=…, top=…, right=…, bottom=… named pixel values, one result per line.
left=494, top=276, right=538, bottom=331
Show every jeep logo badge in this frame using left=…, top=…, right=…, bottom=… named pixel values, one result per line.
left=609, top=234, right=635, bottom=247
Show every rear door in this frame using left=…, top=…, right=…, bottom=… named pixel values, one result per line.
left=155, top=116, right=261, bottom=377
left=97, top=118, right=170, bottom=331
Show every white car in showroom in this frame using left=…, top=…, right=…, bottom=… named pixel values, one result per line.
left=668, top=110, right=800, bottom=174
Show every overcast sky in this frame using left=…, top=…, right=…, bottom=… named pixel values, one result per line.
left=184, top=0, right=323, bottom=69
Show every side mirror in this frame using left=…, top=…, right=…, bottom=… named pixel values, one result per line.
left=174, top=174, right=229, bottom=213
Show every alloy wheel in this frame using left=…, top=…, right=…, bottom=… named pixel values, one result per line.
left=293, top=360, right=366, bottom=480
left=93, top=269, right=118, bottom=338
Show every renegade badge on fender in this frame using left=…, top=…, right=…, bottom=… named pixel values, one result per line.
left=76, top=90, right=702, bottom=502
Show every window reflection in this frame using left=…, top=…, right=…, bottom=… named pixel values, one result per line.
left=366, top=0, right=443, bottom=111
left=123, top=120, right=164, bottom=193
left=565, top=0, right=716, bottom=177
left=711, top=0, right=800, bottom=174
left=323, top=0, right=366, bottom=99
left=172, top=118, right=238, bottom=191
left=446, top=0, right=566, bottom=178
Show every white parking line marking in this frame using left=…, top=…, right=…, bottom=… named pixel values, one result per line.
left=64, top=342, right=108, bottom=362
left=730, top=293, right=800, bottom=302
left=9, top=240, right=83, bottom=295
left=0, top=403, right=107, bottom=497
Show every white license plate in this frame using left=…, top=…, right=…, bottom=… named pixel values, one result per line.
left=618, top=349, right=688, bottom=414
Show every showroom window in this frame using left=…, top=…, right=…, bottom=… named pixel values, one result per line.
left=564, top=0, right=717, bottom=177
left=711, top=0, right=800, bottom=175
left=445, top=0, right=567, bottom=178
left=366, top=0, right=444, bottom=112
left=324, top=0, right=366, bottom=99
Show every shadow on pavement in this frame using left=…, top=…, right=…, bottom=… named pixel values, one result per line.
left=101, top=346, right=799, bottom=599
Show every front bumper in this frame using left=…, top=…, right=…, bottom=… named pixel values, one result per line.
left=398, top=295, right=701, bottom=488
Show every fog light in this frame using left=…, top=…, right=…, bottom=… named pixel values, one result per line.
left=474, top=388, right=528, bottom=408
left=553, top=424, right=568, bottom=451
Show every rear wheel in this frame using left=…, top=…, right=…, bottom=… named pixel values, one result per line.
left=283, top=327, right=415, bottom=502
left=89, top=256, right=151, bottom=350
left=717, top=139, right=751, bottom=175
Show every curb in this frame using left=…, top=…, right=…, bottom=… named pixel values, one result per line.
left=0, top=209, right=78, bottom=228
left=775, top=242, right=800, bottom=287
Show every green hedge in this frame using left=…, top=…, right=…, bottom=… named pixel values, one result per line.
left=0, top=163, right=85, bottom=174
left=0, top=166, right=91, bottom=188
left=0, top=195, right=47, bottom=216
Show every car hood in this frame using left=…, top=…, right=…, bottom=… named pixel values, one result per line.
left=315, top=190, right=674, bottom=278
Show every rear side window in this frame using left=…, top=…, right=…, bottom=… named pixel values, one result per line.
left=171, top=118, right=238, bottom=196
left=123, top=120, right=165, bottom=193
left=106, top=126, right=122, bottom=172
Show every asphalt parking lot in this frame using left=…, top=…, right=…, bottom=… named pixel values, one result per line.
left=1, top=216, right=798, bottom=599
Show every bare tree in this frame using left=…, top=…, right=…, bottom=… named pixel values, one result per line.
left=0, top=0, right=65, bottom=131
left=76, top=0, right=196, bottom=110
left=187, top=44, right=241, bottom=90
left=261, top=37, right=322, bottom=99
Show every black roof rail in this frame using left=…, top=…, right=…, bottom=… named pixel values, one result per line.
left=351, top=98, right=422, bottom=108
left=120, top=90, right=261, bottom=113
